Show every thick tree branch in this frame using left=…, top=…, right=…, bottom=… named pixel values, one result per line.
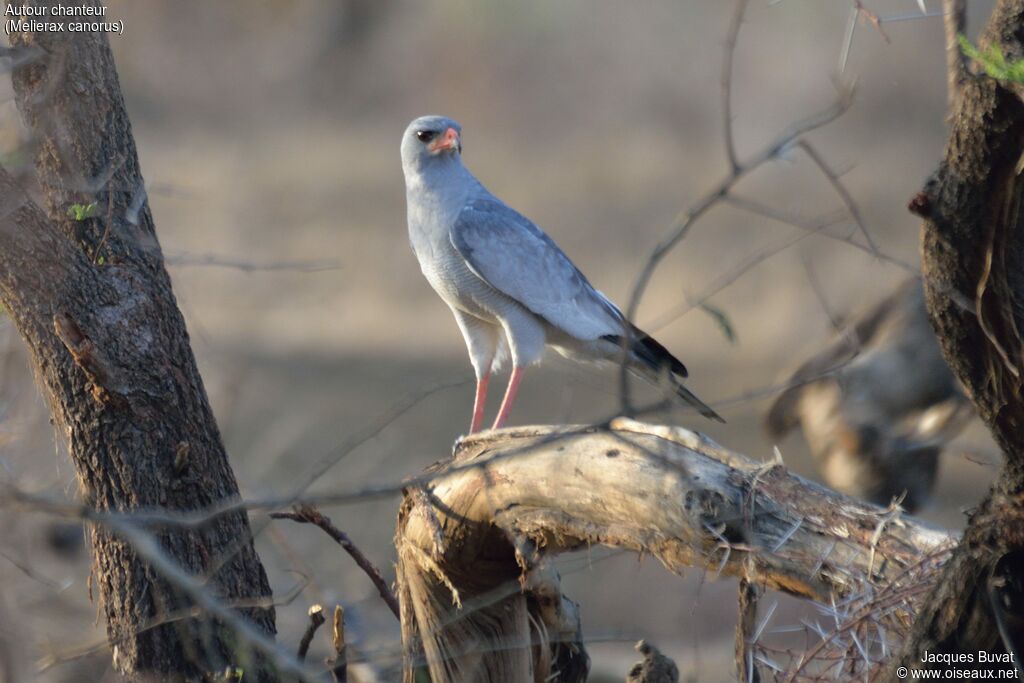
left=395, top=420, right=952, bottom=683
left=895, top=0, right=1024, bottom=676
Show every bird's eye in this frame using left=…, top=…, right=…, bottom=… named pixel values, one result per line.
left=416, top=130, right=437, bottom=143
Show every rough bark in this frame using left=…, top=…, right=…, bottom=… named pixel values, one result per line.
left=893, top=0, right=1024, bottom=675
left=395, top=420, right=953, bottom=683
left=0, top=3, right=276, bottom=679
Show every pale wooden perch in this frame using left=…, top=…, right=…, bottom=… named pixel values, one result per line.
left=395, top=418, right=954, bottom=683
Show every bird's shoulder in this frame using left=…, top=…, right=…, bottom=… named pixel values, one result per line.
left=453, top=195, right=554, bottom=246
left=451, top=194, right=578, bottom=284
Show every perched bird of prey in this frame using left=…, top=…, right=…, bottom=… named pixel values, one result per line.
left=401, top=115, right=721, bottom=433
left=765, top=279, right=973, bottom=511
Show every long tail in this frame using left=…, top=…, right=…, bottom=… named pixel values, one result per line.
left=604, top=326, right=725, bottom=423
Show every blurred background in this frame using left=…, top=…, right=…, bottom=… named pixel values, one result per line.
left=0, top=1, right=1003, bottom=680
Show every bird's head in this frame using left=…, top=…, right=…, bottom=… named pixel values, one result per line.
left=401, top=115, right=463, bottom=175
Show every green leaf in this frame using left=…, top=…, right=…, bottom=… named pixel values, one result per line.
left=959, top=34, right=1024, bottom=84
left=66, top=202, right=98, bottom=221
left=698, top=302, right=737, bottom=344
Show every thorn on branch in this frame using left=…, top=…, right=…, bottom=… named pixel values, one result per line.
left=297, top=604, right=325, bottom=661
left=269, top=505, right=401, bottom=619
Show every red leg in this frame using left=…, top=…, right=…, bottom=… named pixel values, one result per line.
left=492, top=366, right=523, bottom=430
left=470, top=373, right=490, bottom=434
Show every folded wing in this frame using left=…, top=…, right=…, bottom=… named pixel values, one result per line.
left=450, top=197, right=624, bottom=341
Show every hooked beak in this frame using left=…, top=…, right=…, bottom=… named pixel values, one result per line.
left=428, top=127, right=461, bottom=154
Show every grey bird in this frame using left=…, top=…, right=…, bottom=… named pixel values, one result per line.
left=765, top=278, right=973, bottom=511
left=401, top=115, right=722, bottom=433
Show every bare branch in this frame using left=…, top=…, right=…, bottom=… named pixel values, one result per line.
left=722, top=0, right=750, bottom=173
left=758, top=544, right=952, bottom=681
left=854, top=1, right=892, bottom=44
left=298, top=604, right=326, bottom=661
left=164, top=251, right=342, bottom=273
left=943, top=0, right=968, bottom=112
left=797, top=139, right=879, bottom=255
left=270, top=506, right=401, bottom=619
left=644, top=214, right=839, bottom=333
left=38, top=577, right=311, bottom=673
left=723, top=194, right=918, bottom=273
left=621, top=86, right=854, bottom=407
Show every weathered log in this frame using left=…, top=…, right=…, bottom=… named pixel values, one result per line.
left=396, top=419, right=953, bottom=683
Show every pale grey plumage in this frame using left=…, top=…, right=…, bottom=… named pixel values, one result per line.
left=401, top=115, right=721, bottom=430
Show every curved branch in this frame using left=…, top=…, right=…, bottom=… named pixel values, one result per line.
left=395, top=420, right=952, bottom=683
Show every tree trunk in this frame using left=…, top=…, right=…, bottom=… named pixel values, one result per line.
left=0, top=3, right=276, bottom=679
left=395, top=420, right=953, bottom=683
left=893, top=0, right=1024, bottom=675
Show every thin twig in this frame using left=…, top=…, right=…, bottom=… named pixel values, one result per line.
left=854, top=1, right=891, bottom=43
left=38, top=576, right=311, bottom=672
left=297, top=604, right=326, bottom=661
left=723, top=194, right=917, bottom=273
left=107, top=520, right=321, bottom=681
left=800, top=255, right=846, bottom=335
left=722, top=0, right=750, bottom=172
left=796, top=139, right=879, bottom=256
left=644, top=214, right=840, bottom=333
left=270, top=505, right=401, bottom=619
left=621, top=86, right=854, bottom=408
left=164, top=251, right=341, bottom=273
left=943, top=0, right=968, bottom=113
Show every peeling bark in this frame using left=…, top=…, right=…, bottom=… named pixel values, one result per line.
left=396, top=420, right=953, bottom=683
